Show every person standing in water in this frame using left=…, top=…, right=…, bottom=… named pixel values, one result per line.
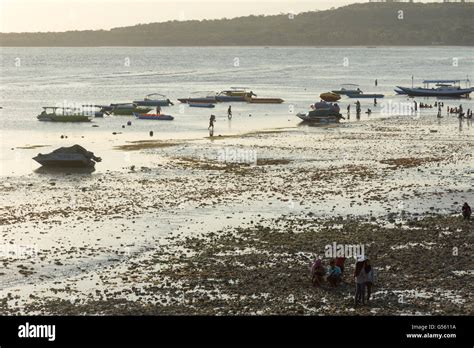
left=374, top=98, right=377, bottom=106
left=227, top=105, right=232, bottom=119
left=156, top=105, right=161, bottom=115
left=208, top=114, right=216, bottom=131
left=375, top=79, right=378, bottom=87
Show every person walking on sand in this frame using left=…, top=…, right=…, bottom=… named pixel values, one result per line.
left=364, top=259, right=375, bottom=303
left=462, top=202, right=471, bottom=220
left=227, top=105, right=232, bottom=119
left=208, top=114, right=216, bottom=135
left=354, top=257, right=367, bottom=306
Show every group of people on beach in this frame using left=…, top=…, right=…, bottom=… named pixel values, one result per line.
left=310, top=256, right=375, bottom=306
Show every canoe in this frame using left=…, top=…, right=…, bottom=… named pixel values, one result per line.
left=347, top=93, right=385, bottom=99
left=37, top=114, right=91, bottom=122
left=246, top=97, right=284, bottom=104
left=112, top=106, right=153, bottom=115
left=178, top=97, right=217, bottom=104
left=133, top=112, right=174, bottom=121
left=188, top=102, right=215, bottom=108
left=320, top=92, right=341, bottom=102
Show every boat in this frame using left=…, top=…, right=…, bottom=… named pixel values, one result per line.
left=110, top=103, right=153, bottom=115
left=245, top=96, right=284, bottom=104
left=320, top=92, right=341, bottom=102
left=178, top=91, right=218, bottom=104
left=394, top=88, right=407, bottom=95
left=133, top=112, right=174, bottom=121
left=396, top=79, right=473, bottom=98
left=33, top=145, right=101, bottom=168
left=332, top=84, right=362, bottom=96
left=215, top=87, right=256, bottom=102
left=188, top=102, right=215, bottom=108
left=346, top=92, right=385, bottom=99
left=297, top=101, right=343, bottom=123
left=37, top=107, right=92, bottom=122
left=133, top=93, right=174, bottom=107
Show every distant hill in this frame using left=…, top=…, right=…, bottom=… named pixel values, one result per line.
left=1, top=3, right=473, bottom=46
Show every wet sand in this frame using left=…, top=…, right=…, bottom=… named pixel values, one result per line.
left=0, top=113, right=472, bottom=315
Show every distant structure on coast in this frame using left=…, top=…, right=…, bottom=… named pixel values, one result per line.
left=369, top=0, right=473, bottom=3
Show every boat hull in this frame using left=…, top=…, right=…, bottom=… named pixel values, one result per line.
left=347, top=94, right=385, bottom=98
left=332, top=90, right=361, bottom=96
left=133, top=112, right=174, bottom=120
left=396, top=86, right=473, bottom=97
left=246, top=98, right=284, bottom=104
left=188, top=103, right=215, bottom=108
left=215, top=95, right=246, bottom=102
left=37, top=114, right=91, bottom=122
left=178, top=97, right=217, bottom=104
left=133, top=100, right=172, bottom=107
left=112, top=107, right=152, bottom=115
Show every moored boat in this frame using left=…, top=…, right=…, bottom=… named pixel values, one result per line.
left=332, top=84, right=362, bottom=96
left=188, top=102, right=215, bottom=108
left=396, top=79, right=473, bottom=98
left=33, top=145, right=101, bottom=168
left=215, top=87, right=256, bottom=102
left=346, top=92, right=385, bottom=99
left=245, top=96, right=284, bottom=104
left=178, top=91, right=218, bottom=104
left=297, top=101, right=343, bottom=123
left=133, top=112, right=174, bottom=120
left=37, top=107, right=92, bottom=122
left=133, top=93, right=174, bottom=106
left=110, top=103, right=153, bottom=115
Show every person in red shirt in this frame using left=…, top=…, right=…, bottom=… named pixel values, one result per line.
left=335, top=257, right=346, bottom=275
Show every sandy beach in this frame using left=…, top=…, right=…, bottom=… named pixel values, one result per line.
left=0, top=112, right=472, bottom=315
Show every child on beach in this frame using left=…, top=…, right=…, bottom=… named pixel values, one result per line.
left=327, top=259, right=342, bottom=287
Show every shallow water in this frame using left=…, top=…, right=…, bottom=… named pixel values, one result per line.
left=1, top=46, right=474, bottom=176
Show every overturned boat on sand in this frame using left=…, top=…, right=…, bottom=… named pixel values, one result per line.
left=297, top=101, right=344, bottom=124
left=33, top=145, right=102, bottom=168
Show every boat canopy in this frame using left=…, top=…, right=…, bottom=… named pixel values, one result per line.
left=230, top=87, right=250, bottom=90
left=340, top=83, right=360, bottom=87
left=145, top=93, right=167, bottom=99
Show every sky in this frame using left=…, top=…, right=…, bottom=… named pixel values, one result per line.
left=0, top=0, right=436, bottom=33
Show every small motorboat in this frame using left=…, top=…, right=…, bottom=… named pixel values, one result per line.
left=188, top=102, right=215, bottom=108
left=133, top=93, right=174, bottom=106
left=133, top=112, right=174, bottom=120
left=37, top=107, right=92, bottom=122
left=215, top=87, right=256, bottom=102
left=110, top=103, right=153, bottom=115
left=245, top=97, right=284, bottom=104
left=33, top=145, right=101, bottom=168
left=178, top=91, right=218, bottom=104
left=320, top=92, right=341, bottom=102
left=332, top=84, right=362, bottom=96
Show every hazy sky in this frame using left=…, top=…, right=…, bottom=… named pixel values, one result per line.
left=0, top=0, right=436, bottom=33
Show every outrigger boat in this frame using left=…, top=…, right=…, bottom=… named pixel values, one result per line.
left=37, top=107, right=92, bottom=122
left=215, top=87, right=256, bottom=102
left=178, top=91, right=218, bottom=104
left=133, top=112, right=174, bottom=121
left=109, top=103, right=153, bottom=116
left=133, top=93, right=174, bottom=107
left=396, top=79, right=473, bottom=98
